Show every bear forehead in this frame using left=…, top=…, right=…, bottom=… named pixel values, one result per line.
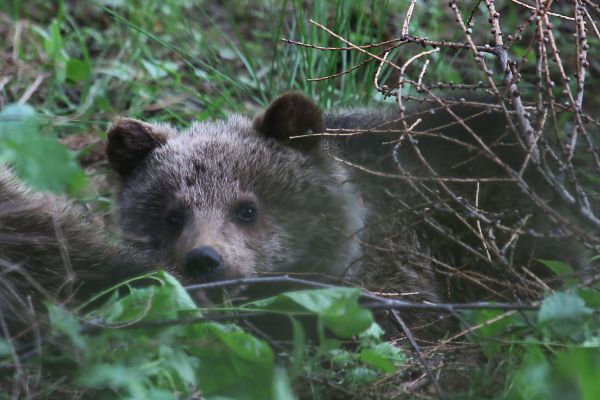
left=139, top=120, right=330, bottom=199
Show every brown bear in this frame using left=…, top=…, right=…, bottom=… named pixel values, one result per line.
left=107, top=92, right=587, bottom=307
left=1, top=92, right=586, bottom=335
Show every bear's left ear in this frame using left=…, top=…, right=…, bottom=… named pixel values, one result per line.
left=106, top=118, right=174, bottom=178
left=252, top=92, right=325, bottom=152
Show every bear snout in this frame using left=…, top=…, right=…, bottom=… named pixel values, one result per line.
left=184, top=246, right=224, bottom=279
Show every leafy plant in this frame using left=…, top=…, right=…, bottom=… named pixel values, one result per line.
left=0, top=103, right=87, bottom=195
left=10, top=272, right=404, bottom=399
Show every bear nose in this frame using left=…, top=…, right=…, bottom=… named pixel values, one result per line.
left=184, top=246, right=223, bottom=277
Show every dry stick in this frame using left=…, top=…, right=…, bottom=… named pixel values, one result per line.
left=0, top=76, right=11, bottom=92
left=448, top=1, right=523, bottom=149
left=446, top=3, right=600, bottom=234
left=416, top=59, right=430, bottom=91
left=333, top=156, right=512, bottom=183
left=585, top=6, right=600, bottom=39
left=586, top=0, right=600, bottom=15
left=307, top=55, right=377, bottom=82
left=485, top=0, right=540, bottom=164
left=395, top=133, right=510, bottom=266
left=536, top=4, right=573, bottom=187
left=505, top=5, right=538, bottom=50
left=391, top=310, right=444, bottom=400
left=541, top=11, right=600, bottom=228
left=572, top=1, right=589, bottom=159
left=424, top=310, right=518, bottom=357
left=384, top=8, right=519, bottom=274
left=281, top=37, right=404, bottom=51
left=52, top=216, right=75, bottom=299
left=17, top=74, right=46, bottom=105
left=475, top=181, right=493, bottom=261
left=283, top=35, right=496, bottom=55
left=0, top=312, right=27, bottom=399
left=374, top=49, right=391, bottom=93
left=397, top=48, right=440, bottom=121
left=401, top=0, right=417, bottom=36
left=184, top=276, right=540, bottom=311
left=511, top=0, right=575, bottom=20
left=436, top=85, right=599, bottom=237
left=544, top=10, right=597, bottom=166
left=309, top=19, right=402, bottom=70
left=26, top=296, right=43, bottom=393
left=466, top=0, right=484, bottom=29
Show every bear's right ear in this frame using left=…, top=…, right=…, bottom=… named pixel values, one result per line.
left=106, top=118, right=173, bottom=177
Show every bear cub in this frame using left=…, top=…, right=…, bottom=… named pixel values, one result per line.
left=107, top=92, right=586, bottom=305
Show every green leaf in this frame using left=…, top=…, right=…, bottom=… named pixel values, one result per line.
left=0, top=338, right=12, bottom=357
left=538, top=292, right=593, bottom=339
left=43, top=19, right=64, bottom=63
left=537, top=259, right=574, bottom=277
left=98, top=271, right=198, bottom=323
left=47, top=304, right=86, bottom=350
left=509, top=345, right=552, bottom=399
left=66, top=58, right=92, bottom=82
left=555, top=348, right=600, bottom=400
left=0, top=103, right=87, bottom=195
left=360, top=343, right=402, bottom=373
left=249, top=288, right=373, bottom=338
left=577, top=288, right=600, bottom=308
left=186, top=322, right=276, bottom=400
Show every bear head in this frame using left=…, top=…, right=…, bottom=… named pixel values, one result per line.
left=106, top=93, right=366, bottom=295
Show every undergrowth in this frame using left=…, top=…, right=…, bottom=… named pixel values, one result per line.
left=1, top=0, right=599, bottom=399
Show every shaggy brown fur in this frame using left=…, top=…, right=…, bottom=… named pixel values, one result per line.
left=0, top=168, right=154, bottom=335
left=107, top=93, right=585, bottom=309
left=1, top=93, right=585, bottom=336
left=107, top=94, right=365, bottom=295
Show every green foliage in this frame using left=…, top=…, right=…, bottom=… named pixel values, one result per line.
left=248, top=287, right=373, bottom=338
left=462, top=286, right=600, bottom=400
left=538, top=292, right=593, bottom=340
left=2, top=1, right=599, bottom=398
left=0, top=103, right=87, bottom=195
left=15, top=272, right=402, bottom=399
left=42, top=272, right=284, bottom=399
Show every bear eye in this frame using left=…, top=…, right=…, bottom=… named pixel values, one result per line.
left=234, top=202, right=258, bottom=224
left=165, top=209, right=185, bottom=233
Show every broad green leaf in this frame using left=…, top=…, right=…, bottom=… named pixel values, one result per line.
left=249, top=288, right=373, bottom=338
left=0, top=103, right=87, bottom=195
left=509, top=345, right=552, bottom=399
left=360, top=347, right=397, bottom=373
left=363, top=342, right=404, bottom=372
left=66, top=58, right=92, bottom=82
left=537, top=259, right=574, bottom=277
left=43, top=19, right=64, bottom=63
left=538, top=292, right=593, bottom=339
left=186, top=322, right=276, bottom=400
left=577, top=288, right=600, bottom=308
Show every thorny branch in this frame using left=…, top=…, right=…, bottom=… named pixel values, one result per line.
left=286, top=1, right=600, bottom=393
